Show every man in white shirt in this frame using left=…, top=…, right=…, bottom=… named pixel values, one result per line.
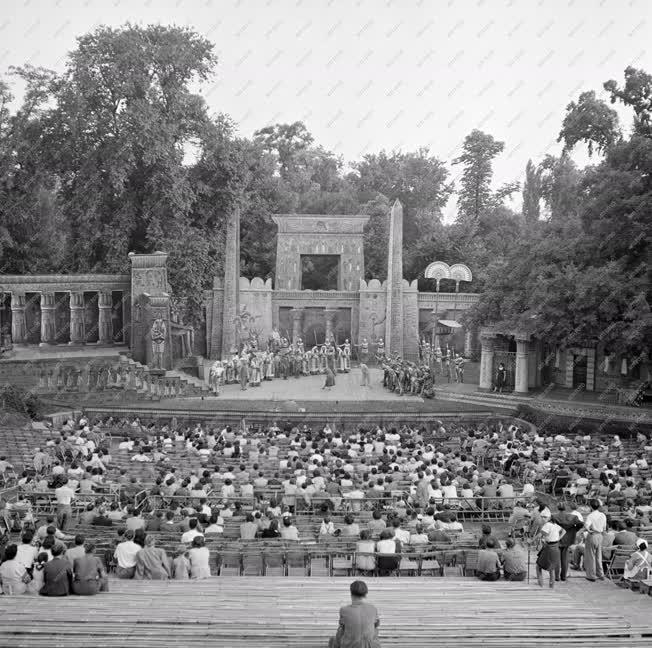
left=584, top=499, right=607, bottom=581
left=409, top=524, right=429, bottom=545
left=280, top=518, right=300, bottom=541
left=54, top=478, right=75, bottom=531
left=114, top=530, right=141, bottom=578
left=181, top=519, right=204, bottom=544
left=16, top=533, right=39, bottom=570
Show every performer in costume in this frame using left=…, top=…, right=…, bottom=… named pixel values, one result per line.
left=359, top=337, right=369, bottom=364
left=434, top=346, right=443, bottom=375
left=239, top=354, right=249, bottom=391
left=343, top=340, right=351, bottom=372
left=325, top=339, right=336, bottom=374
left=250, top=354, right=261, bottom=386
left=337, top=344, right=346, bottom=373
left=322, top=365, right=336, bottom=390
left=309, top=347, right=320, bottom=374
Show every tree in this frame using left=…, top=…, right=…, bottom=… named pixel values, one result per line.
left=538, top=152, right=583, bottom=222
left=522, top=159, right=542, bottom=222
left=558, top=90, right=620, bottom=155
left=452, top=130, right=504, bottom=225
left=604, top=66, right=652, bottom=137
left=349, top=148, right=452, bottom=278
left=253, top=121, right=314, bottom=177
left=0, top=68, right=67, bottom=273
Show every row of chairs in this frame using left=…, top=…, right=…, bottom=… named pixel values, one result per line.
left=215, top=549, right=445, bottom=577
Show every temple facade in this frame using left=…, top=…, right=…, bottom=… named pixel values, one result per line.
left=204, top=202, right=480, bottom=361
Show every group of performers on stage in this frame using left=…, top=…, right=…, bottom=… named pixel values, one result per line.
left=378, top=339, right=466, bottom=399
left=208, top=331, right=355, bottom=393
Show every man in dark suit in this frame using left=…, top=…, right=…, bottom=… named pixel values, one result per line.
left=329, top=580, right=380, bottom=648
left=40, top=544, right=73, bottom=596
left=552, top=503, right=584, bottom=581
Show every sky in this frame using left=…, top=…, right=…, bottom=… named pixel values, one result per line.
left=1, top=0, right=650, bottom=221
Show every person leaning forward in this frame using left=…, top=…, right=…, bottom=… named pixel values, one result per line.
left=329, top=580, right=381, bottom=648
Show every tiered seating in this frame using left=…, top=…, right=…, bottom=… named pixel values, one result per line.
left=0, top=578, right=646, bottom=647
left=0, top=426, right=52, bottom=473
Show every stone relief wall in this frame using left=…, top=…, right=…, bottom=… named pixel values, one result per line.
left=239, top=277, right=273, bottom=349
left=129, top=252, right=170, bottom=366
left=402, top=279, right=419, bottom=357
left=358, top=279, right=387, bottom=344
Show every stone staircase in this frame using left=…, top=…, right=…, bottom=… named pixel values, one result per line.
left=5, top=351, right=212, bottom=404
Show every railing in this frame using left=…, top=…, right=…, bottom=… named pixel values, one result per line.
left=130, top=491, right=518, bottom=522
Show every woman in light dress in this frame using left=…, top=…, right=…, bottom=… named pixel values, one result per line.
left=188, top=535, right=211, bottom=579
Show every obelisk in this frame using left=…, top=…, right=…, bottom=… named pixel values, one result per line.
left=221, top=206, right=241, bottom=358
left=385, top=199, right=404, bottom=357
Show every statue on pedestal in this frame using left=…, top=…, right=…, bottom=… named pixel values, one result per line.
left=150, top=317, right=167, bottom=370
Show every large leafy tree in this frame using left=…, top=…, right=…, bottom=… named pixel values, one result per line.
left=348, top=148, right=452, bottom=278
left=558, top=90, right=620, bottom=155
left=538, top=152, right=583, bottom=223
left=0, top=68, right=67, bottom=274
left=522, top=159, right=542, bottom=222
left=452, top=129, right=505, bottom=226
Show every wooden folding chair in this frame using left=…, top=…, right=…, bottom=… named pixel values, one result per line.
left=218, top=550, right=241, bottom=576
left=286, top=549, right=308, bottom=576
left=607, top=550, right=631, bottom=581
left=263, top=550, right=285, bottom=576
left=376, top=552, right=401, bottom=577
left=463, top=550, right=479, bottom=577
left=353, top=551, right=376, bottom=576
left=309, top=550, right=330, bottom=577
left=331, top=551, right=354, bottom=577
left=419, top=551, right=444, bottom=576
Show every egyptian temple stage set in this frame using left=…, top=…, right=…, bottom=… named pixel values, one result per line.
left=203, top=200, right=479, bottom=362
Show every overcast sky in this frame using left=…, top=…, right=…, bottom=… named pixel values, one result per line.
left=2, top=0, right=650, bottom=220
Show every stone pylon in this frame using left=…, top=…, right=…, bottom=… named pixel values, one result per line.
left=221, top=206, right=241, bottom=358
left=385, top=199, right=404, bottom=357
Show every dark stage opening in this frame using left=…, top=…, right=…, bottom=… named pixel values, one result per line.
left=300, top=255, right=339, bottom=291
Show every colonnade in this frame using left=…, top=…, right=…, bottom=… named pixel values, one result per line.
left=4, top=290, right=125, bottom=346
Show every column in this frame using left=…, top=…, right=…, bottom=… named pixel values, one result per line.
left=10, top=292, right=27, bottom=345
left=384, top=199, right=404, bottom=356
left=515, top=336, right=530, bottom=394
left=39, top=292, right=57, bottom=345
left=464, top=326, right=477, bottom=357
left=98, top=291, right=113, bottom=345
left=324, top=308, right=337, bottom=343
left=69, top=291, right=86, bottom=345
left=478, top=335, right=495, bottom=390
left=290, top=307, right=304, bottom=344
left=430, top=310, right=439, bottom=351
left=221, top=207, right=240, bottom=357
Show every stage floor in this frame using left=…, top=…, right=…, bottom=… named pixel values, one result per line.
left=92, top=367, right=501, bottom=416
left=201, top=367, right=421, bottom=402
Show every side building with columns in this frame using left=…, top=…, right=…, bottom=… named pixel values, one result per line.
left=478, top=325, right=650, bottom=402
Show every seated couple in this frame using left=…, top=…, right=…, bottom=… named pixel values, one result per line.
left=476, top=539, right=527, bottom=582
